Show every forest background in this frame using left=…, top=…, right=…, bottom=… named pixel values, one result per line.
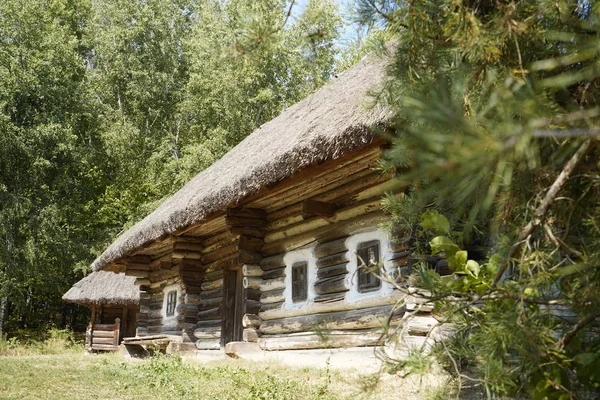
left=0, top=0, right=366, bottom=334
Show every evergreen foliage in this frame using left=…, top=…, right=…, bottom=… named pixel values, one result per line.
left=356, top=0, right=600, bottom=398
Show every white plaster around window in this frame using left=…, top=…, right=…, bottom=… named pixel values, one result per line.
left=282, top=247, right=317, bottom=310
left=161, top=283, right=181, bottom=325
left=345, top=229, right=395, bottom=303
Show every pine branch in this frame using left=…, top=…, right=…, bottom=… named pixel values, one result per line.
left=491, top=139, right=592, bottom=286
left=557, top=309, right=600, bottom=350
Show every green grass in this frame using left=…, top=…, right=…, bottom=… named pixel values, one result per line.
left=0, top=352, right=349, bottom=400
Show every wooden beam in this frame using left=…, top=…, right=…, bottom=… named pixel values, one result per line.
left=302, top=199, right=337, bottom=219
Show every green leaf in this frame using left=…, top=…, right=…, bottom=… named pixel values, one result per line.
left=429, top=236, right=460, bottom=256
left=574, top=353, right=597, bottom=366
left=466, top=260, right=480, bottom=278
left=419, top=209, right=450, bottom=235
left=447, top=249, right=467, bottom=270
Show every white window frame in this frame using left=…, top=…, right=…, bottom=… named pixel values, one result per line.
left=282, top=248, right=316, bottom=310
left=161, top=283, right=181, bottom=323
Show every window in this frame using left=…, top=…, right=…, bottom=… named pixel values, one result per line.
left=357, top=241, right=381, bottom=292
left=165, top=290, right=177, bottom=316
left=291, top=262, right=308, bottom=302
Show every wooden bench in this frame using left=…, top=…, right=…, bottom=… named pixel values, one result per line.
left=121, top=334, right=182, bottom=356
left=86, top=318, right=120, bottom=351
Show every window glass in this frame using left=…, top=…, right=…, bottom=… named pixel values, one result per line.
left=166, top=290, right=177, bottom=316
left=357, top=241, right=381, bottom=292
left=291, top=262, right=308, bottom=302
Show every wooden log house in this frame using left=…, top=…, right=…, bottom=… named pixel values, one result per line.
left=90, top=50, right=439, bottom=355
left=62, top=271, right=139, bottom=351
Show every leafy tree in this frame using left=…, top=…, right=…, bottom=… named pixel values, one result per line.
left=355, top=0, right=600, bottom=398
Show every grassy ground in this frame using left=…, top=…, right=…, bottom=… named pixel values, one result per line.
left=0, top=350, right=464, bottom=400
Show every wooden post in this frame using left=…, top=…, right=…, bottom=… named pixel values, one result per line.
left=114, top=318, right=121, bottom=348
left=85, top=322, right=92, bottom=352
left=121, top=308, right=128, bottom=342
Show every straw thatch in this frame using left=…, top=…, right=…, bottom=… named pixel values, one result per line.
left=93, top=50, right=393, bottom=272
left=62, top=271, right=140, bottom=307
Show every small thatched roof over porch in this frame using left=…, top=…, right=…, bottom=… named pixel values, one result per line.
left=62, top=271, right=140, bottom=307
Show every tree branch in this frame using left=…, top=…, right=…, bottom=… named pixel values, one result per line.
left=492, top=139, right=592, bottom=286
left=557, top=309, right=600, bottom=350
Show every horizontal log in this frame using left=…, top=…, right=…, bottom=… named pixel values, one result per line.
left=238, top=250, right=262, bottom=265
left=148, top=309, right=163, bottom=320
left=406, top=314, right=439, bottom=335
left=197, top=307, right=221, bottom=320
left=91, top=330, right=115, bottom=338
left=242, top=314, right=262, bottom=328
left=243, top=277, right=262, bottom=290
left=172, top=250, right=202, bottom=260
left=201, top=278, right=223, bottom=291
left=316, top=252, right=348, bottom=269
left=185, top=294, right=201, bottom=305
left=92, top=323, right=118, bottom=331
left=242, top=264, right=263, bottom=277
left=246, top=300, right=261, bottom=315
left=259, top=301, right=284, bottom=315
left=92, top=338, right=117, bottom=347
left=260, top=290, right=411, bottom=320
left=230, top=226, right=265, bottom=238
left=201, top=243, right=238, bottom=265
left=260, top=289, right=285, bottom=305
left=258, top=329, right=384, bottom=351
left=243, top=328, right=260, bottom=343
left=314, top=237, right=348, bottom=259
left=314, top=275, right=348, bottom=295
left=91, top=344, right=118, bottom=351
left=302, top=199, right=337, bottom=219
left=226, top=216, right=267, bottom=228
left=196, top=319, right=222, bottom=329
left=124, top=269, right=149, bottom=278
left=237, top=235, right=264, bottom=252
left=193, top=326, right=221, bottom=339
left=313, top=292, right=346, bottom=303
left=260, top=305, right=403, bottom=335
left=185, top=285, right=202, bottom=295
left=262, top=211, right=388, bottom=256
left=262, top=267, right=285, bottom=280
left=199, top=287, right=222, bottom=299
left=173, top=242, right=204, bottom=252
left=260, top=277, right=285, bottom=292
left=198, top=297, right=223, bottom=310
left=202, top=269, right=224, bottom=282
left=260, top=254, right=285, bottom=271
left=135, top=278, right=150, bottom=286
left=316, top=263, right=347, bottom=280
left=227, top=207, right=267, bottom=220
left=246, top=288, right=261, bottom=301
left=195, top=339, right=221, bottom=350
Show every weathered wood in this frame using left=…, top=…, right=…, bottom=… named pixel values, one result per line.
left=246, top=300, right=261, bottom=315
left=316, top=263, right=347, bottom=280
left=226, top=216, right=267, bottom=228
left=313, top=292, right=346, bottom=303
left=314, top=275, right=348, bottom=295
left=262, top=267, right=285, bottom=280
left=91, top=344, right=119, bottom=351
left=260, top=277, right=285, bottom=292
left=406, top=314, right=438, bottom=335
left=199, top=287, right=222, bottom=299
left=389, top=237, right=411, bottom=252
left=238, top=249, right=262, bottom=265
left=259, top=301, right=284, bottom=315
left=185, top=294, right=201, bottom=305
left=173, top=242, right=204, bottom=252
left=242, top=314, right=262, bottom=328
left=172, top=251, right=202, bottom=260
left=246, top=288, right=261, bottom=301
left=195, top=339, right=221, bottom=350
left=237, top=235, right=264, bottom=252
left=197, top=307, right=221, bottom=320
left=202, top=269, right=224, bottom=282
left=260, top=306, right=403, bottom=335
left=193, top=326, right=221, bottom=339
left=230, top=226, right=265, bottom=238
left=316, top=252, right=348, bottom=269
left=243, top=328, right=260, bottom=342
left=196, top=319, right=222, bottom=329
left=259, top=290, right=410, bottom=320
left=135, top=278, right=151, bottom=286
left=124, top=269, right=150, bottom=278
left=201, top=243, right=238, bottom=265
left=243, top=276, right=262, bottom=290
left=262, top=211, right=388, bottom=256
left=302, top=199, right=337, bottom=219
left=92, top=330, right=115, bottom=338
left=148, top=309, right=163, bottom=320
left=242, top=264, right=263, bottom=277
left=260, top=254, right=285, bottom=271
left=227, top=207, right=267, bottom=220
left=314, top=237, right=348, bottom=259
left=260, top=289, right=285, bottom=305
left=92, top=337, right=117, bottom=345
left=198, top=297, right=223, bottom=310
left=201, top=278, right=223, bottom=291
left=258, top=329, right=385, bottom=351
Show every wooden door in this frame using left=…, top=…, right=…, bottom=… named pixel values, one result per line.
left=221, top=268, right=244, bottom=347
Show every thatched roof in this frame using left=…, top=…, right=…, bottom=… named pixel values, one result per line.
left=93, top=50, right=392, bottom=272
left=62, top=271, right=140, bottom=307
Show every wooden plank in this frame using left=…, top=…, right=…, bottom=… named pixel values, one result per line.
left=92, top=330, right=115, bottom=338
left=258, top=330, right=384, bottom=351
left=227, top=207, right=267, bottom=220
left=314, top=238, right=348, bottom=259
left=91, top=344, right=119, bottom=351
left=92, top=337, right=117, bottom=345
left=302, top=199, right=337, bottom=219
